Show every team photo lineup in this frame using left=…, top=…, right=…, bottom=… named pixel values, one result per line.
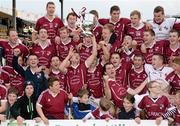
left=0, top=1, right=180, bottom=126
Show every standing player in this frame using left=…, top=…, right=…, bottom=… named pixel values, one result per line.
left=98, top=5, right=130, bottom=42
left=32, top=1, right=64, bottom=46
left=30, top=28, right=56, bottom=68
left=126, top=10, right=146, bottom=46
left=149, top=6, right=180, bottom=41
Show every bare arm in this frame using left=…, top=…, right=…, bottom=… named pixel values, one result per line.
left=127, top=78, right=148, bottom=95
left=85, top=36, right=97, bottom=68
left=59, top=47, right=74, bottom=74
left=36, top=104, right=49, bottom=125
left=103, top=75, right=112, bottom=100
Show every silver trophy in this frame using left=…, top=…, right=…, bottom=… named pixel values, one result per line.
left=71, top=7, right=97, bottom=36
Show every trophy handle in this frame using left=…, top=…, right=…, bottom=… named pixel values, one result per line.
left=71, top=8, right=80, bottom=18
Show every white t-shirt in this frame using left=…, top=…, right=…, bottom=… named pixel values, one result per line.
left=144, top=64, right=173, bottom=82
left=149, top=18, right=180, bottom=41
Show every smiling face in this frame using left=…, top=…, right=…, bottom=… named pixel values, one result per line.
left=130, top=14, right=140, bottom=27
left=110, top=53, right=121, bottom=68
left=59, top=28, right=69, bottom=42
left=51, top=56, right=61, bottom=70
left=38, top=28, right=48, bottom=41
left=9, top=30, right=18, bottom=44
left=169, top=32, right=179, bottom=45
left=28, top=55, right=39, bottom=68
left=133, top=56, right=144, bottom=69
left=104, top=63, right=116, bottom=78
left=46, top=3, right=55, bottom=16
left=110, top=10, right=120, bottom=23
left=154, top=11, right=164, bottom=24
left=8, top=93, right=17, bottom=105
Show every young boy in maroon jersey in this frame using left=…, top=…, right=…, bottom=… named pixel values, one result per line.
left=59, top=36, right=97, bottom=96
left=141, top=29, right=165, bottom=64
left=126, top=10, right=146, bottom=46
left=135, top=81, right=171, bottom=124
left=166, top=57, right=180, bottom=95
left=83, top=97, right=113, bottom=120
left=36, top=77, right=71, bottom=125
left=165, top=29, right=180, bottom=64
left=30, top=28, right=56, bottom=68
left=128, top=54, right=148, bottom=95
left=32, top=1, right=64, bottom=45
left=156, top=91, right=180, bottom=126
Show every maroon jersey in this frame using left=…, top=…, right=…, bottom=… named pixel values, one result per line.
left=99, top=18, right=131, bottom=42
left=128, top=67, right=148, bottom=95
left=126, top=23, right=145, bottom=46
left=49, top=70, right=66, bottom=90
left=56, top=40, right=76, bottom=61
left=37, top=89, right=68, bottom=119
left=35, top=16, right=64, bottom=44
left=165, top=44, right=180, bottom=64
left=120, top=48, right=139, bottom=64
left=166, top=71, right=180, bottom=95
left=142, top=41, right=165, bottom=64
left=66, top=64, right=86, bottom=96
left=0, top=41, right=29, bottom=66
left=2, top=66, right=24, bottom=96
left=0, top=69, right=10, bottom=86
left=30, top=42, right=56, bottom=67
left=0, top=84, right=7, bottom=100
left=79, top=45, right=92, bottom=63
left=108, top=79, right=127, bottom=108
left=86, top=64, right=104, bottom=98
left=138, top=95, right=170, bottom=119
left=91, top=108, right=113, bottom=119
left=92, top=26, right=102, bottom=43
left=115, top=64, right=131, bottom=89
